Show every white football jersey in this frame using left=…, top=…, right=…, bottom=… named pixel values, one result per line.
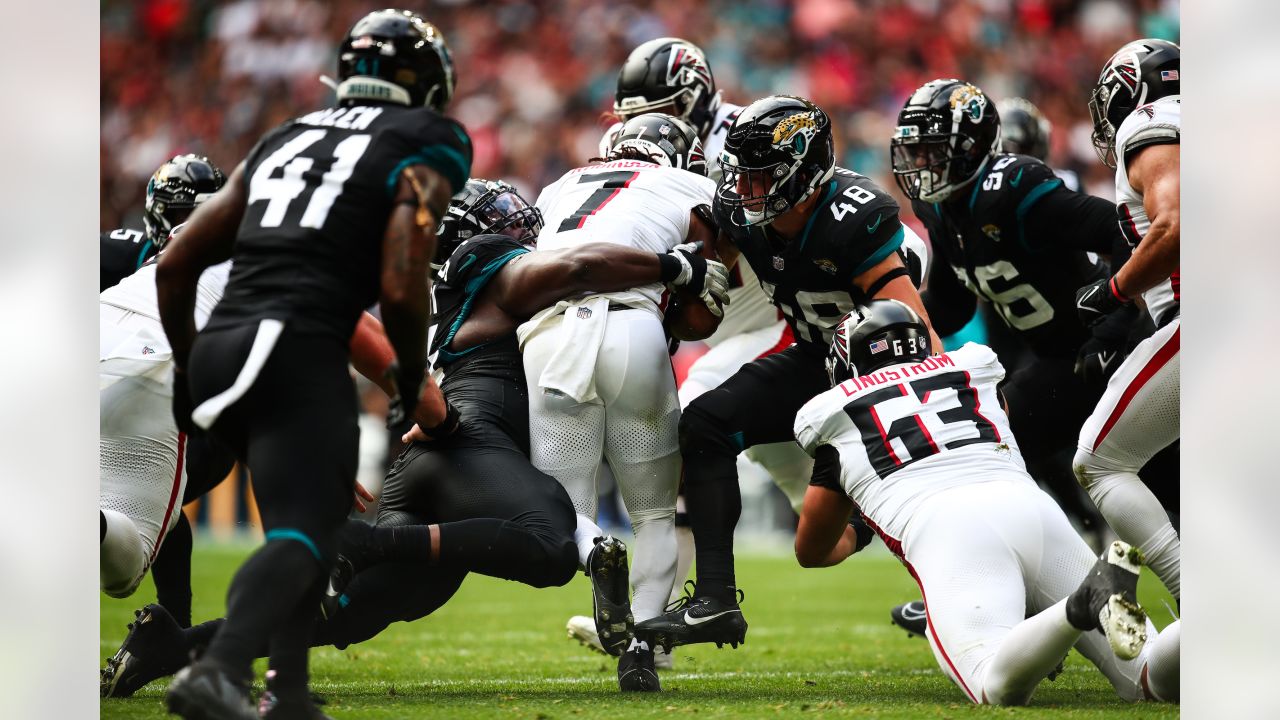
left=534, top=159, right=716, bottom=312
left=1114, top=95, right=1180, bottom=324
left=100, top=260, right=231, bottom=330
left=597, top=101, right=745, bottom=184
left=794, top=343, right=1024, bottom=540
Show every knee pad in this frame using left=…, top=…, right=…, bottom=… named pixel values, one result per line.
left=678, top=404, right=742, bottom=460
left=100, top=509, right=146, bottom=598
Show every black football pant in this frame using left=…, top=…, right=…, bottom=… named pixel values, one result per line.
left=185, top=322, right=357, bottom=697
left=680, top=344, right=830, bottom=603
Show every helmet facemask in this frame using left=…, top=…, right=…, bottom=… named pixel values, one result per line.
left=433, top=180, right=543, bottom=277
left=890, top=130, right=966, bottom=203
left=717, top=107, right=832, bottom=227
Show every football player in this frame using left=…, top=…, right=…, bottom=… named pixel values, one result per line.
left=1073, top=39, right=1182, bottom=602
left=101, top=155, right=225, bottom=291
left=793, top=300, right=1179, bottom=704
left=521, top=112, right=724, bottom=689
left=637, top=95, right=940, bottom=651
left=156, top=10, right=470, bottom=718
left=996, top=97, right=1080, bottom=191
left=98, top=180, right=729, bottom=699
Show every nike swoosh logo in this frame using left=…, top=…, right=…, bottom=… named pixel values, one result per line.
left=1010, top=168, right=1025, bottom=188
left=1097, top=352, right=1116, bottom=374
left=1077, top=287, right=1100, bottom=310
left=685, top=609, right=738, bottom=626
left=866, top=214, right=884, bottom=235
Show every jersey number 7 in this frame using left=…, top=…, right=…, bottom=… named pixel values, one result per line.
left=843, top=370, right=999, bottom=478
left=557, top=171, right=640, bottom=232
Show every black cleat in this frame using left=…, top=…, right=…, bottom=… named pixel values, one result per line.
left=635, top=581, right=746, bottom=650
left=617, top=642, right=661, bottom=692
left=1066, top=540, right=1148, bottom=660
left=258, top=670, right=334, bottom=719
left=101, top=604, right=190, bottom=698
left=165, top=661, right=257, bottom=720
left=587, top=536, right=634, bottom=657
left=889, top=600, right=928, bottom=637
left=319, top=554, right=354, bottom=621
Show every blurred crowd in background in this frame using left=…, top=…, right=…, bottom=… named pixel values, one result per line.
left=102, top=0, right=1179, bottom=231
left=101, top=0, right=1179, bottom=535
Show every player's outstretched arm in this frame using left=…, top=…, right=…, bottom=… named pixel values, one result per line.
left=854, top=251, right=944, bottom=351
left=795, top=446, right=857, bottom=568
left=920, top=251, right=977, bottom=338
left=1113, top=143, right=1179, bottom=299
left=380, top=165, right=452, bottom=426
left=156, top=162, right=248, bottom=369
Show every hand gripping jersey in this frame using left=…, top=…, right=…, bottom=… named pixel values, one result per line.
left=598, top=102, right=745, bottom=184
left=532, top=159, right=716, bottom=315
left=208, top=103, right=472, bottom=340
left=713, top=167, right=906, bottom=353
left=911, top=154, right=1108, bottom=357
left=100, top=227, right=156, bottom=291
left=1115, top=95, right=1180, bottom=326
left=794, top=343, right=1019, bottom=540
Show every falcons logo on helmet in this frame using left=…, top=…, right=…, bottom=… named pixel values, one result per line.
left=666, top=44, right=712, bottom=88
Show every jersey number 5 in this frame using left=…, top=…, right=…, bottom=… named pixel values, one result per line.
left=844, top=370, right=999, bottom=478
left=248, top=129, right=372, bottom=229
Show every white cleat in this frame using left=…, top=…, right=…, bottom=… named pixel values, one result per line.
left=567, top=615, right=675, bottom=669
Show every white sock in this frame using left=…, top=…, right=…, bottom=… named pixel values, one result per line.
left=981, top=599, right=1081, bottom=706
left=1079, top=465, right=1180, bottom=600
left=573, top=513, right=605, bottom=570
left=671, top=525, right=695, bottom=603
left=628, top=509, right=677, bottom=624
left=1141, top=619, right=1180, bottom=701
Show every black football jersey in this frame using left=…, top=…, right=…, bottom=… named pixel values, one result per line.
left=100, top=227, right=155, bottom=291
left=429, top=234, right=531, bottom=368
left=714, top=167, right=905, bottom=353
left=208, top=103, right=472, bottom=340
left=912, top=154, right=1108, bottom=357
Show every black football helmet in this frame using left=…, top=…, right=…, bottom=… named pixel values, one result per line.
left=997, top=97, right=1051, bottom=161
left=891, top=79, right=1000, bottom=203
left=607, top=113, right=708, bottom=176
left=1088, top=39, right=1180, bottom=168
left=143, top=154, right=226, bottom=249
left=337, top=9, right=455, bottom=111
left=827, top=300, right=932, bottom=385
left=435, top=179, right=543, bottom=271
left=717, top=95, right=835, bottom=227
left=614, top=38, right=721, bottom=138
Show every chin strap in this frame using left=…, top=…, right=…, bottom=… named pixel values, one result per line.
left=322, top=75, right=413, bottom=107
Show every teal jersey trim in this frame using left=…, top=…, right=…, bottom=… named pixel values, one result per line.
left=134, top=239, right=154, bottom=270
left=1015, top=178, right=1064, bottom=251
left=851, top=224, right=905, bottom=277
left=265, top=528, right=321, bottom=561
left=729, top=431, right=745, bottom=452
left=797, top=180, right=839, bottom=252
left=386, top=144, right=471, bottom=197
left=966, top=157, right=993, bottom=212
left=437, top=248, right=530, bottom=364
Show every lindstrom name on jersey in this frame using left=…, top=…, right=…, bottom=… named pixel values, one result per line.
left=794, top=343, right=1023, bottom=540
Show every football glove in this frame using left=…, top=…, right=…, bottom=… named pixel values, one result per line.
left=661, top=243, right=730, bottom=317
left=1075, top=276, right=1130, bottom=327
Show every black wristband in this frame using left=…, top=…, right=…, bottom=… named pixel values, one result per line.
left=862, top=266, right=910, bottom=300
left=420, top=402, right=461, bottom=438
left=656, top=252, right=683, bottom=283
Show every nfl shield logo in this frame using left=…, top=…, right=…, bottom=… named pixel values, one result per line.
left=772, top=256, right=785, bottom=271
left=576, top=306, right=593, bottom=319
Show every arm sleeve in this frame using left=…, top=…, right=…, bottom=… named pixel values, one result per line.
left=808, top=444, right=844, bottom=492
left=1020, top=184, right=1125, bottom=255
left=920, top=253, right=976, bottom=336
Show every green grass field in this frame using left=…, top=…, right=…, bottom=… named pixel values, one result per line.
left=101, top=542, right=1178, bottom=719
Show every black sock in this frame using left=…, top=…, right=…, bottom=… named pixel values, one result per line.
left=181, top=618, right=225, bottom=657
left=151, top=511, right=194, bottom=628
left=342, top=520, right=433, bottom=570
left=203, top=540, right=323, bottom=680
left=683, top=448, right=742, bottom=604
left=266, top=576, right=325, bottom=701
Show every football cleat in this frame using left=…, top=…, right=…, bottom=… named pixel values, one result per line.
left=319, top=554, right=355, bottom=621
left=258, top=670, right=334, bottom=719
left=635, top=581, right=747, bottom=650
left=889, top=600, right=928, bottom=637
left=100, top=604, right=189, bottom=698
left=1066, top=541, right=1149, bottom=660
left=587, top=537, right=634, bottom=657
left=617, top=643, right=661, bottom=692
left=165, top=661, right=257, bottom=720
left=567, top=615, right=675, bottom=669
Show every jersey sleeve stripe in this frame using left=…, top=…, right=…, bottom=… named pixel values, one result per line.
left=1014, top=178, right=1063, bottom=251
left=966, top=158, right=991, bottom=212
left=385, top=145, right=472, bottom=197
left=796, top=180, right=839, bottom=252
left=851, top=225, right=905, bottom=276
left=437, top=248, right=530, bottom=364
left=134, top=239, right=154, bottom=270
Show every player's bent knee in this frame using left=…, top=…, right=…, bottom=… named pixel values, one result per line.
left=100, top=509, right=147, bottom=598
left=678, top=404, right=741, bottom=462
